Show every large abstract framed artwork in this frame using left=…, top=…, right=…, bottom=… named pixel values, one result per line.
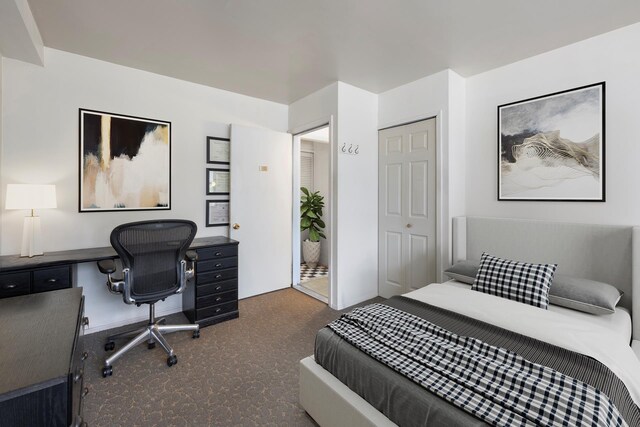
left=498, top=82, right=605, bottom=201
left=79, top=109, right=171, bottom=212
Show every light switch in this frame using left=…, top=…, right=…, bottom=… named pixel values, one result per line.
left=259, top=165, right=268, bottom=172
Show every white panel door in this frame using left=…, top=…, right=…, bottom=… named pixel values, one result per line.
left=230, top=124, right=292, bottom=299
left=378, top=119, right=436, bottom=298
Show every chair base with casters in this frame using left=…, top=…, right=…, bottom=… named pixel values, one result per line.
left=101, top=302, right=200, bottom=378
left=97, top=220, right=201, bottom=378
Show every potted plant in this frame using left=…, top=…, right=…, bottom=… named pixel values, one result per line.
left=300, top=187, right=326, bottom=268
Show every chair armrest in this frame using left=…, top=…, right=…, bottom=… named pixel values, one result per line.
left=97, top=259, right=117, bottom=275
left=186, top=250, right=198, bottom=262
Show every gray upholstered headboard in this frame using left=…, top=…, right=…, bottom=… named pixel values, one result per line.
left=452, top=216, right=640, bottom=341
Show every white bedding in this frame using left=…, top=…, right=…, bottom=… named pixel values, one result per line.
left=404, top=282, right=640, bottom=406
left=444, top=279, right=633, bottom=344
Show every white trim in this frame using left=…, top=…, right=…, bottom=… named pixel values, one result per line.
left=292, top=134, right=302, bottom=287
left=378, top=113, right=437, bottom=132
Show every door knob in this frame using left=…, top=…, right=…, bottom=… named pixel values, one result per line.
left=232, top=223, right=240, bottom=230
left=406, top=223, right=412, bottom=228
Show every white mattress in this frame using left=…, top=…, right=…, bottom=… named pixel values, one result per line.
left=443, top=279, right=633, bottom=344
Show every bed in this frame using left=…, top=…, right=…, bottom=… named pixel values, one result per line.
left=299, top=216, right=640, bottom=426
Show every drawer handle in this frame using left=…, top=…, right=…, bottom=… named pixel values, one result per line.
left=2, top=284, right=16, bottom=290
left=74, top=368, right=84, bottom=382
left=82, top=317, right=90, bottom=327
left=46, top=278, right=58, bottom=284
left=81, top=351, right=89, bottom=361
left=215, top=263, right=223, bottom=267
left=215, top=252, right=222, bottom=256
left=215, top=308, right=222, bottom=313
left=215, top=297, right=222, bottom=302
left=215, top=274, right=222, bottom=279
left=82, top=387, right=89, bottom=397
left=215, top=286, right=222, bottom=291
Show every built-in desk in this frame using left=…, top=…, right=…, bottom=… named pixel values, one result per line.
left=0, top=236, right=240, bottom=327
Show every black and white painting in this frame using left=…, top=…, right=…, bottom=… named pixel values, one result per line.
left=498, top=82, right=605, bottom=201
left=80, top=109, right=171, bottom=211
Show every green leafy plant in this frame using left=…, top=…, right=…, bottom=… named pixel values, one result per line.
left=300, top=187, right=326, bottom=242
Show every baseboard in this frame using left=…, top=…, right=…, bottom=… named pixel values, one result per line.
left=85, top=305, right=184, bottom=335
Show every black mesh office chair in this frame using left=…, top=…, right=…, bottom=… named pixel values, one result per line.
left=97, top=220, right=200, bottom=378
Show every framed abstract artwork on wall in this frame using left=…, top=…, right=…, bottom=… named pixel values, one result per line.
left=79, top=109, right=171, bottom=212
left=497, top=82, right=605, bottom=201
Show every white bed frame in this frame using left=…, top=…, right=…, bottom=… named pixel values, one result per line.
left=299, top=216, right=640, bottom=426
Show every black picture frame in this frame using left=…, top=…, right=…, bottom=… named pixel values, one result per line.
left=79, top=108, right=172, bottom=212
left=206, top=136, right=230, bottom=164
left=497, top=82, right=605, bottom=202
left=205, top=200, right=230, bottom=227
left=206, top=168, right=230, bottom=195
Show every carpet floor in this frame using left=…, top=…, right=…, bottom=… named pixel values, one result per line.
left=82, top=288, right=382, bottom=426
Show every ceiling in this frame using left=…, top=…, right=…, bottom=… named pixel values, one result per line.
left=26, top=0, right=640, bottom=104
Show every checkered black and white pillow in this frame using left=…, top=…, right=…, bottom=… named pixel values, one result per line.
left=472, top=253, right=557, bottom=309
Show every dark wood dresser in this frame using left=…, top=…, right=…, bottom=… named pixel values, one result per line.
left=183, top=237, right=239, bottom=327
left=0, top=287, right=88, bottom=426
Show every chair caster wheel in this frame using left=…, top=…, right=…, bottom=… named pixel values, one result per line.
left=102, top=365, right=113, bottom=378
left=192, top=330, right=200, bottom=339
left=167, top=355, right=178, bottom=367
left=104, top=341, right=115, bottom=351
left=148, top=342, right=156, bottom=349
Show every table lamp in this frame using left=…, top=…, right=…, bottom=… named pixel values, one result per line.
left=5, top=184, right=57, bottom=257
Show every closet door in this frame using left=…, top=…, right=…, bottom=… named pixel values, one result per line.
left=378, top=119, right=437, bottom=298
left=230, top=124, right=292, bottom=299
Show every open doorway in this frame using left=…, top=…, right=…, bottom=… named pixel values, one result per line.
left=292, top=125, right=331, bottom=303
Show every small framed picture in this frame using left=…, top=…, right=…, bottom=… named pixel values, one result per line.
left=207, top=136, right=230, bottom=164
left=206, top=200, right=230, bottom=227
left=206, top=168, right=230, bottom=195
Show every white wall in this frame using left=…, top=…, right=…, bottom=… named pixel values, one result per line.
left=335, top=82, right=379, bottom=308
left=290, top=82, right=379, bottom=309
left=1, top=48, right=288, bottom=332
left=289, top=84, right=339, bottom=306
left=378, top=69, right=466, bottom=277
left=465, top=22, right=640, bottom=226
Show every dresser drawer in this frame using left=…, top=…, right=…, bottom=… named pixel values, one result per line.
left=197, top=279, right=237, bottom=297
left=197, top=268, right=237, bottom=285
left=196, top=301, right=238, bottom=320
left=0, top=272, right=30, bottom=298
left=197, top=245, right=238, bottom=261
left=33, top=266, right=72, bottom=293
left=197, top=290, right=237, bottom=309
left=197, top=257, right=238, bottom=273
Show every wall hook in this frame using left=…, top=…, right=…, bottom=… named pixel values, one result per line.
left=354, top=145, right=359, bottom=154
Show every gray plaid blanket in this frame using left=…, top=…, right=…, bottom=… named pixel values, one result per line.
left=328, top=303, right=627, bottom=427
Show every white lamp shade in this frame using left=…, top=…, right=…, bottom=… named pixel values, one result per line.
left=5, top=184, right=57, bottom=210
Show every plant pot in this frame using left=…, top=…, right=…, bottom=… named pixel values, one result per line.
left=302, top=240, right=321, bottom=268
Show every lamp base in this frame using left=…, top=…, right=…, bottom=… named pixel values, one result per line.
left=21, top=215, right=43, bottom=258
